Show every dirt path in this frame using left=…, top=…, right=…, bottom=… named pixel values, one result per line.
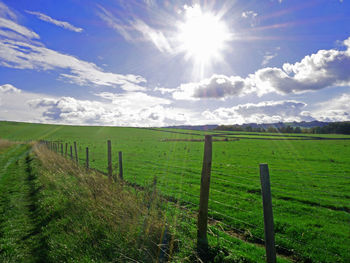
left=0, top=144, right=47, bottom=263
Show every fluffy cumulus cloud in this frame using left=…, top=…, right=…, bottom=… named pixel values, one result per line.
left=0, top=83, right=21, bottom=93
left=312, top=93, right=350, bottom=122
left=0, top=84, right=55, bottom=121
left=26, top=11, right=83, bottom=33
left=1, top=84, right=349, bottom=126
left=173, top=37, right=350, bottom=100
left=173, top=75, right=252, bottom=100
left=0, top=2, right=146, bottom=90
left=28, top=94, right=189, bottom=126
left=28, top=97, right=120, bottom=125
left=201, top=100, right=314, bottom=124
left=0, top=83, right=190, bottom=126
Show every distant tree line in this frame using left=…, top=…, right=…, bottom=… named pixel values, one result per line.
left=215, top=122, right=350, bottom=134
left=309, top=122, right=350, bottom=134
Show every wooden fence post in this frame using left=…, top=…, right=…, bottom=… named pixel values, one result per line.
left=118, top=151, right=123, bottom=180
left=259, top=164, right=277, bottom=263
left=61, top=143, right=63, bottom=156
left=70, top=145, right=73, bottom=160
left=86, top=147, right=89, bottom=169
left=65, top=143, right=68, bottom=157
left=74, top=141, right=78, bottom=164
left=197, top=135, right=212, bottom=261
left=107, top=140, right=112, bottom=178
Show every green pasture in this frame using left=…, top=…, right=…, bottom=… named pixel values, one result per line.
left=1, top=121, right=349, bottom=262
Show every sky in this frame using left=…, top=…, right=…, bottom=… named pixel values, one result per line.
left=0, top=0, right=350, bottom=127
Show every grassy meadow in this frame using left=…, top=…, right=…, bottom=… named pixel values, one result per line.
left=0, top=121, right=349, bottom=262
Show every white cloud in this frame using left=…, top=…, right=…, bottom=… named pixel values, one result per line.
left=0, top=3, right=147, bottom=90
left=131, top=19, right=172, bottom=53
left=0, top=17, right=40, bottom=39
left=28, top=93, right=188, bottom=127
left=0, top=84, right=189, bottom=126
left=0, top=83, right=21, bottom=93
left=97, top=5, right=173, bottom=53
left=201, top=100, right=314, bottom=125
left=154, top=87, right=174, bottom=94
left=0, top=82, right=188, bottom=126
left=95, top=91, right=171, bottom=108
left=261, top=48, right=279, bottom=66
left=241, top=11, right=258, bottom=27
left=0, top=85, right=54, bottom=121
left=312, top=93, right=350, bottom=122
left=1, top=84, right=348, bottom=126
left=0, top=39, right=146, bottom=89
left=0, top=1, right=16, bottom=20
left=26, top=11, right=83, bottom=33
left=173, top=36, right=350, bottom=100
left=28, top=97, right=118, bottom=125
left=173, top=74, right=252, bottom=100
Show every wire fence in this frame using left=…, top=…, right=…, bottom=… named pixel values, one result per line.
left=39, top=138, right=350, bottom=263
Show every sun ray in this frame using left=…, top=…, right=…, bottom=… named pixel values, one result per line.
left=176, top=4, right=232, bottom=79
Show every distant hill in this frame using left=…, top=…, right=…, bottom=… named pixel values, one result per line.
left=238, top=121, right=330, bottom=129
left=165, top=125, right=218, bottom=131
left=165, top=121, right=330, bottom=131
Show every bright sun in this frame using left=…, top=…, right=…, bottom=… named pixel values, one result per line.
left=177, top=5, right=231, bottom=67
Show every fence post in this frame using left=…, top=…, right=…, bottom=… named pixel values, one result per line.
left=107, top=140, right=112, bottom=178
left=65, top=143, right=68, bottom=157
left=86, top=147, right=89, bottom=169
left=70, top=145, right=73, bottom=160
left=259, top=164, right=276, bottom=263
left=118, top=151, right=123, bottom=180
left=74, top=141, right=78, bottom=164
left=61, top=143, right=63, bottom=156
left=197, top=135, right=212, bottom=261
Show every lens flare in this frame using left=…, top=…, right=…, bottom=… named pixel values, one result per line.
left=177, top=4, right=232, bottom=76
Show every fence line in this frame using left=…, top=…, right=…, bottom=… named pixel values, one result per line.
left=38, top=139, right=349, bottom=263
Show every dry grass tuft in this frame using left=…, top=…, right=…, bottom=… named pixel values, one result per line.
left=33, top=143, right=169, bottom=262
left=0, top=139, right=15, bottom=151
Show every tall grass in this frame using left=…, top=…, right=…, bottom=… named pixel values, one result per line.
left=32, top=144, right=171, bottom=262
left=0, top=138, right=15, bottom=151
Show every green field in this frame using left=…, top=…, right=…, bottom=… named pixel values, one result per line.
left=1, top=121, right=350, bottom=262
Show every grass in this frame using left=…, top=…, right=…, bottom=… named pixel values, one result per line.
left=0, top=139, right=282, bottom=262
left=0, top=141, right=175, bottom=262
left=0, top=121, right=349, bottom=262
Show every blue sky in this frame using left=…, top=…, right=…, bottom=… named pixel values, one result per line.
left=0, top=0, right=349, bottom=126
